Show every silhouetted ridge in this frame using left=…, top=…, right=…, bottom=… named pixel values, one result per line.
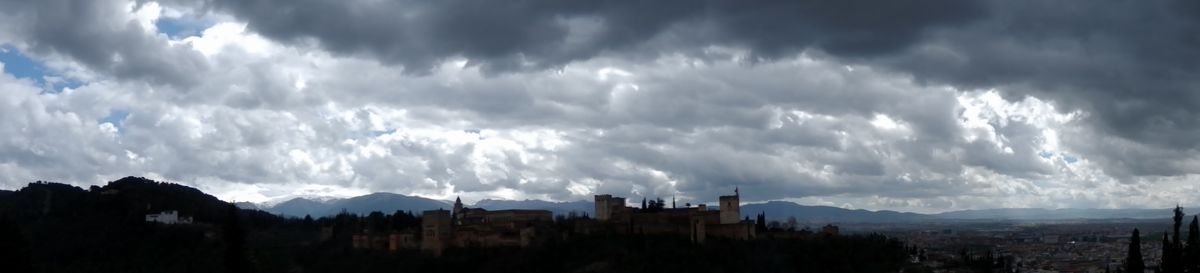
left=742, top=201, right=930, bottom=223
left=473, top=199, right=593, bottom=216
left=0, top=177, right=277, bottom=272
left=95, top=176, right=229, bottom=223
left=265, top=192, right=448, bottom=217
left=269, top=197, right=330, bottom=217
left=330, top=192, right=449, bottom=216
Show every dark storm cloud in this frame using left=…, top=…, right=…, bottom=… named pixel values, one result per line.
left=206, top=0, right=980, bottom=74
left=201, top=0, right=1200, bottom=176
left=0, top=0, right=208, bottom=86
left=873, top=0, right=1200, bottom=176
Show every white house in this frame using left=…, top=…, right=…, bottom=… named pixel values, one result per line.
left=145, top=210, right=194, bottom=225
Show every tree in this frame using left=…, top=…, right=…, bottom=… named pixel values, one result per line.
left=223, top=204, right=252, bottom=273
left=1165, top=233, right=1177, bottom=273
left=1166, top=206, right=1185, bottom=273
left=0, top=214, right=35, bottom=273
left=365, top=211, right=387, bottom=233
left=1128, top=228, right=1144, bottom=273
left=755, top=212, right=767, bottom=232
left=645, top=198, right=666, bottom=212
left=1188, top=216, right=1200, bottom=273
left=1176, top=207, right=1186, bottom=245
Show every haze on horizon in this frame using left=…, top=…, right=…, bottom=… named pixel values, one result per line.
left=1, top=0, right=1198, bottom=214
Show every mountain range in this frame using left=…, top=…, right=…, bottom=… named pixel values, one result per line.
left=266, top=192, right=452, bottom=217
left=254, top=193, right=1190, bottom=222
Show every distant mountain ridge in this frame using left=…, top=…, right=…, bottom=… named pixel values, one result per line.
left=741, top=201, right=932, bottom=223
left=256, top=192, right=1189, bottom=222
left=263, top=193, right=450, bottom=217
left=261, top=195, right=593, bottom=218
left=472, top=199, right=593, bottom=216
left=931, top=207, right=1199, bottom=220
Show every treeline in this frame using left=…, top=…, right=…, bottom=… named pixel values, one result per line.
left=1125, top=206, right=1200, bottom=273
left=294, top=233, right=914, bottom=273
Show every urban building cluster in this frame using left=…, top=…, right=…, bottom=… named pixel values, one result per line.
left=887, top=222, right=1162, bottom=273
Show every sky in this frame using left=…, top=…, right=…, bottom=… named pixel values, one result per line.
left=0, top=0, right=1198, bottom=213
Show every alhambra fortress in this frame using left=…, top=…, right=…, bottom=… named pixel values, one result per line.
left=350, top=189, right=836, bottom=256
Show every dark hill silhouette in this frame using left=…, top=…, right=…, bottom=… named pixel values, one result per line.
left=97, top=176, right=231, bottom=222
left=269, top=197, right=332, bottom=217
left=742, top=201, right=932, bottom=223
left=0, top=177, right=260, bottom=272
left=235, top=201, right=260, bottom=210
left=473, top=199, right=593, bottom=216
left=331, top=192, right=449, bottom=216
left=265, top=193, right=449, bottom=217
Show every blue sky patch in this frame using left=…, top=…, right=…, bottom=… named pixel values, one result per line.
left=156, top=17, right=212, bottom=39
left=1037, top=151, right=1054, bottom=159
left=99, top=110, right=130, bottom=134
left=0, top=45, right=82, bottom=93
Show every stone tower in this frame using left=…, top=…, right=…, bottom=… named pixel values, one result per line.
left=594, top=194, right=626, bottom=221
left=421, top=210, right=452, bottom=256
left=453, top=196, right=463, bottom=216
left=719, top=188, right=740, bottom=224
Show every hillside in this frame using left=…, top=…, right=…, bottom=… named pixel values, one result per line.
left=0, top=177, right=271, bottom=272
left=741, top=201, right=931, bottom=223
left=473, top=199, right=593, bottom=216
left=264, top=193, right=449, bottom=217
left=269, top=197, right=335, bottom=217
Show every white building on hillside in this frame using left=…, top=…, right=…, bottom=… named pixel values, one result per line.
left=145, top=210, right=193, bottom=225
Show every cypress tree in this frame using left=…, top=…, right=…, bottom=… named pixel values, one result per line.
left=1128, top=228, right=1145, bottom=273
left=1165, top=233, right=1177, bottom=273
left=755, top=212, right=767, bottom=232
left=223, top=204, right=252, bottom=273
left=1169, top=207, right=1185, bottom=273
left=1177, top=207, right=1186, bottom=245
left=1187, top=216, right=1200, bottom=273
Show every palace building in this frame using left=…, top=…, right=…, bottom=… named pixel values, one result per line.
left=418, top=197, right=554, bottom=256
left=401, top=189, right=760, bottom=255
left=583, top=188, right=755, bottom=243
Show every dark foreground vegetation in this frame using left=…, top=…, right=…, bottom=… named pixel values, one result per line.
left=298, top=234, right=912, bottom=273
left=0, top=177, right=916, bottom=273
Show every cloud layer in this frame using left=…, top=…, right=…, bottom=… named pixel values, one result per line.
left=1, top=0, right=1198, bottom=212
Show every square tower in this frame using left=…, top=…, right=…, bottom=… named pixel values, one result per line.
left=594, top=195, right=612, bottom=221
left=421, top=210, right=452, bottom=256
left=594, top=194, right=626, bottom=221
left=719, top=195, right=740, bottom=224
